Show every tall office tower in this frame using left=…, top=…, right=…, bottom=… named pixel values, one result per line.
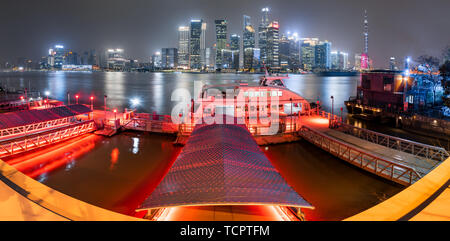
left=266, top=21, right=280, bottom=69
left=106, top=49, right=128, bottom=70
left=215, top=19, right=227, bottom=69
left=389, top=57, right=397, bottom=70
left=315, top=41, right=331, bottom=70
left=200, top=22, right=207, bottom=68
left=361, top=10, right=369, bottom=70
left=230, top=34, right=240, bottom=69
left=88, top=49, right=99, bottom=66
left=50, top=45, right=66, bottom=69
left=243, top=15, right=255, bottom=70
left=288, top=34, right=300, bottom=70
left=279, top=35, right=290, bottom=70
left=161, top=48, right=178, bottom=69
left=189, top=19, right=203, bottom=69
left=151, top=51, right=162, bottom=69
left=300, top=38, right=319, bottom=71
left=331, top=51, right=348, bottom=70
left=205, top=47, right=214, bottom=69
left=258, top=7, right=270, bottom=65
left=65, top=51, right=79, bottom=65
left=178, top=26, right=190, bottom=69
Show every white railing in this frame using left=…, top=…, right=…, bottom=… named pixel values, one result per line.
left=338, top=122, right=450, bottom=162
left=299, top=125, right=421, bottom=186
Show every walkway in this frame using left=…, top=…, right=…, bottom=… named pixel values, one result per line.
left=298, top=115, right=440, bottom=184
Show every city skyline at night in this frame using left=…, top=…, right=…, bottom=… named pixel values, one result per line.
left=1, top=0, right=449, bottom=69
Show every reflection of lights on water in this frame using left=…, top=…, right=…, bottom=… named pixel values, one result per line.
left=132, top=137, right=139, bottom=154
left=110, top=148, right=120, bottom=170
left=38, top=173, right=48, bottom=183
left=65, top=160, right=76, bottom=171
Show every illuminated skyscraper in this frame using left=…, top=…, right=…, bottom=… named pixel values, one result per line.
left=243, top=15, right=255, bottom=70
left=315, top=41, right=331, bottom=70
left=230, top=34, right=240, bottom=69
left=331, top=51, right=348, bottom=70
left=266, top=21, right=280, bottom=69
left=200, top=21, right=207, bottom=68
left=258, top=7, right=270, bottom=65
left=190, top=19, right=203, bottom=69
left=215, top=19, right=227, bottom=69
left=389, top=57, right=397, bottom=70
left=300, top=38, right=318, bottom=71
left=161, top=48, right=178, bottom=69
left=49, top=45, right=66, bottom=69
left=106, top=49, right=128, bottom=70
left=178, top=26, right=190, bottom=69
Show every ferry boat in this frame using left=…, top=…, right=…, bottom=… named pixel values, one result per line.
left=198, top=69, right=312, bottom=119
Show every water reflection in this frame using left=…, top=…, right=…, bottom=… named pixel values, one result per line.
left=132, top=137, right=139, bottom=154
left=0, top=72, right=358, bottom=114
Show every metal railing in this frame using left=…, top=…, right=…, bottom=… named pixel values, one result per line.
left=338, top=122, right=450, bottom=162
left=0, top=120, right=95, bottom=158
left=299, top=125, right=421, bottom=186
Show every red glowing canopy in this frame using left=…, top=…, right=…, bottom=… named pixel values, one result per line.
left=0, top=104, right=92, bottom=130
left=137, top=121, right=313, bottom=211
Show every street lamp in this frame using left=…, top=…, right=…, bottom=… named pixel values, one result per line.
left=90, top=96, right=94, bottom=110
left=75, top=95, right=79, bottom=104
left=113, top=109, right=117, bottom=122
left=45, top=91, right=50, bottom=108
left=330, top=96, right=334, bottom=128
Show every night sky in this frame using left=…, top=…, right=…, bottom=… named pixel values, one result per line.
left=1, top=0, right=449, bottom=68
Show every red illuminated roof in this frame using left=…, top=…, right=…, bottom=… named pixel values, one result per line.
left=138, top=122, right=313, bottom=211
left=0, top=104, right=92, bottom=130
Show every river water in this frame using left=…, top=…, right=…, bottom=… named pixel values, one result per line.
left=0, top=71, right=403, bottom=220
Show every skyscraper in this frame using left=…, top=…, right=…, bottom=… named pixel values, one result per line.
left=161, top=48, right=178, bottom=69
left=315, top=41, right=331, bottom=70
left=215, top=19, right=227, bottom=69
left=178, top=26, right=190, bottom=69
left=230, top=34, right=240, bottom=69
left=300, top=38, right=318, bottom=71
left=243, top=15, right=255, bottom=70
left=189, top=20, right=203, bottom=70
left=258, top=7, right=270, bottom=65
left=266, top=21, right=280, bottom=69
left=279, top=35, right=290, bottom=70
left=331, top=51, right=348, bottom=70
left=200, top=22, right=207, bottom=69
left=389, top=57, right=397, bottom=70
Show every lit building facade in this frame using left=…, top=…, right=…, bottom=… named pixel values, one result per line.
left=331, top=51, right=348, bottom=70
left=300, top=38, right=318, bottom=71
left=266, top=21, right=280, bottom=69
left=214, top=19, right=227, bottom=69
left=230, top=34, right=240, bottom=69
left=161, top=48, right=178, bottom=69
left=178, top=26, right=190, bottom=69
left=106, top=49, right=128, bottom=70
left=189, top=20, right=203, bottom=69
left=258, top=7, right=270, bottom=66
left=243, top=15, right=255, bottom=70
left=314, top=41, right=331, bottom=70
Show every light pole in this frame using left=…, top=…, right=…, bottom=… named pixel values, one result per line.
left=45, top=91, right=50, bottom=108
left=330, top=96, right=334, bottom=128
left=67, top=92, right=70, bottom=105
left=90, top=96, right=94, bottom=110
left=75, top=95, right=79, bottom=104
left=104, top=95, right=107, bottom=119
